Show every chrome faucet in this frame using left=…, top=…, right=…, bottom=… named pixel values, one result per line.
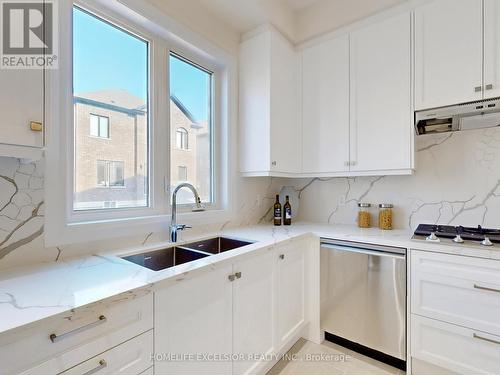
left=170, top=182, right=205, bottom=242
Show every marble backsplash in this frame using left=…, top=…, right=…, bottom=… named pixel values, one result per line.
left=1, top=127, right=499, bottom=269
left=280, top=127, right=500, bottom=230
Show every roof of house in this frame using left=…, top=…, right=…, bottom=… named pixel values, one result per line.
left=75, top=89, right=200, bottom=126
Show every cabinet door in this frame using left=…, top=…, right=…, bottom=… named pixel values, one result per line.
left=350, top=12, right=412, bottom=173
left=276, top=243, right=305, bottom=350
left=484, top=0, right=500, bottom=99
left=239, top=31, right=271, bottom=174
left=270, top=30, right=300, bottom=174
left=154, top=265, right=233, bottom=375
left=232, top=251, right=275, bottom=375
left=0, top=69, right=44, bottom=148
left=302, top=35, right=350, bottom=174
left=415, top=0, right=483, bottom=109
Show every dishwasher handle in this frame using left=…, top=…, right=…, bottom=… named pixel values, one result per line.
left=321, top=243, right=406, bottom=260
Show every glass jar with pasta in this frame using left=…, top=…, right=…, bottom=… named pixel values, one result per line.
left=378, top=204, right=393, bottom=230
left=357, top=203, right=372, bottom=228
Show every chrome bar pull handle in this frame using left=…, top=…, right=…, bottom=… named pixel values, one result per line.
left=474, top=284, right=500, bottom=294
left=49, top=315, right=107, bottom=343
left=486, top=84, right=494, bottom=90
left=473, top=333, right=500, bottom=346
left=475, top=86, right=483, bottom=92
left=82, top=359, right=107, bottom=375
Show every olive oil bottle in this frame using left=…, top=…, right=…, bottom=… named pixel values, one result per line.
left=283, top=195, right=292, bottom=226
left=273, top=195, right=282, bottom=226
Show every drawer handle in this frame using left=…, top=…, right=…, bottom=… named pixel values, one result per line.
left=473, top=284, right=500, bottom=294
left=49, top=315, right=107, bottom=343
left=82, top=359, right=107, bottom=375
left=473, top=333, right=500, bottom=346
left=235, top=271, right=242, bottom=279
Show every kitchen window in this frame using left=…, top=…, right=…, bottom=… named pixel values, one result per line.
left=170, top=53, right=214, bottom=205
left=46, top=1, right=228, bottom=245
left=89, top=114, right=109, bottom=138
left=73, top=6, right=149, bottom=211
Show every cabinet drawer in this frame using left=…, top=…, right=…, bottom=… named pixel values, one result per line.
left=60, top=331, right=152, bottom=375
left=411, top=315, right=500, bottom=375
left=1, top=293, right=153, bottom=375
left=411, top=250, right=500, bottom=335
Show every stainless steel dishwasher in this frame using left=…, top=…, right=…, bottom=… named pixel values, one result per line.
left=320, top=239, right=406, bottom=369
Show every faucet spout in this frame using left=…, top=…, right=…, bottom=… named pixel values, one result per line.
left=170, top=183, right=205, bottom=242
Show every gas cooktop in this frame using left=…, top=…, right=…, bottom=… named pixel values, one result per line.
left=413, top=224, right=500, bottom=247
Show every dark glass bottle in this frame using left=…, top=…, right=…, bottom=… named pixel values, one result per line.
left=283, top=195, right=292, bottom=225
left=273, top=195, right=282, bottom=226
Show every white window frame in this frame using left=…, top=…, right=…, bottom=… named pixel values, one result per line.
left=45, top=0, right=233, bottom=246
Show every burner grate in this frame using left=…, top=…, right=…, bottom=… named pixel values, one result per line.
left=414, top=224, right=500, bottom=243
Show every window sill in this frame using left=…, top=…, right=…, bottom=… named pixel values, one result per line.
left=45, top=208, right=230, bottom=247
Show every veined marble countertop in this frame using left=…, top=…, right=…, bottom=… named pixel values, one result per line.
left=1, top=222, right=499, bottom=337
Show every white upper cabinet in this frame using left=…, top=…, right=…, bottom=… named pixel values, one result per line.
left=239, top=27, right=300, bottom=176
left=484, top=0, right=500, bottom=99
left=349, top=12, right=413, bottom=173
left=301, top=35, right=350, bottom=174
left=0, top=69, right=44, bottom=158
left=415, top=0, right=483, bottom=110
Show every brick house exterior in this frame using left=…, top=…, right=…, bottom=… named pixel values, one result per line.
left=74, top=90, right=209, bottom=210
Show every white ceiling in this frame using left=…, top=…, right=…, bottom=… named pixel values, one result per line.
left=195, top=0, right=407, bottom=42
left=196, top=0, right=297, bottom=35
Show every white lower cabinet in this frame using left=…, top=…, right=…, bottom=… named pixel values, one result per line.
left=154, top=264, right=234, bottom=375
left=276, top=242, right=305, bottom=349
left=411, top=250, right=500, bottom=375
left=59, top=330, right=153, bottom=375
left=155, top=243, right=307, bottom=375
left=412, top=315, right=500, bottom=375
left=22, top=330, right=153, bottom=375
left=1, top=294, right=153, bottom=375
left=411, top=250, right=500, bottom=336
left=233, top=251, right=276, bottom=375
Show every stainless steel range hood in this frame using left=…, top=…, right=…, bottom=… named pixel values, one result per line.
left=415, top=97, right=500, bottom=135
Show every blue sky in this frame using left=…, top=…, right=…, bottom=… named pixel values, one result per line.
left=73, top=7, right=210, bottom=122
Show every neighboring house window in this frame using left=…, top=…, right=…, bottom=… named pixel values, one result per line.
left=176, top=127, right=188, bottom=150
left=170, top=53, right=214, bottom=205
left=97, top=160, right=125, bottom=187
left=178, top=165, right=187, bottom=181
left=90, top=114, right=109, bottom=138
left=73, top=6, right=149, bottom=211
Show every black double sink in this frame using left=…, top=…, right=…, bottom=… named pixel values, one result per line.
left=122, top=237, right=253, bottom=271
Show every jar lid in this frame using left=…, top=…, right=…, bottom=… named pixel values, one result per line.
left=379, top=203, right=393, bottom=208
left=358, top=203, right=371, bottom=208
